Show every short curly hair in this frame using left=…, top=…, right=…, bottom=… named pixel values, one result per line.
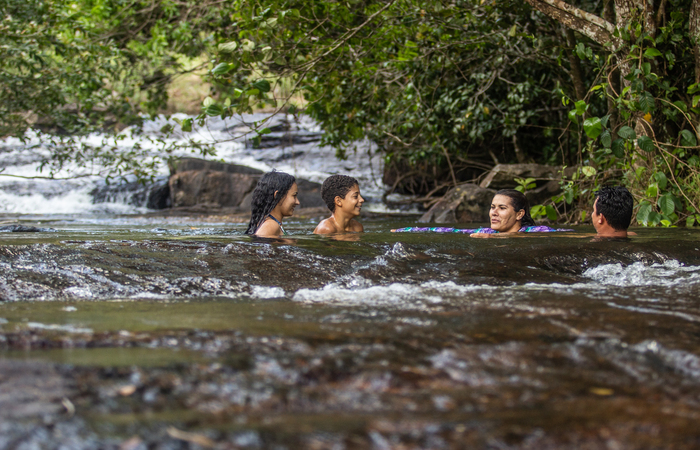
left=321, top=175, right=359, bottom=212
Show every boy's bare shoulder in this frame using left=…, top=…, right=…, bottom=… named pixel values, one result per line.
left=313, top=218, right=337, bottom=234
left=348, top=219, right=364, bottom=232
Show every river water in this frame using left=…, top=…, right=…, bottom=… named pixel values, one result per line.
left=1, top=118, right=700, bottom=448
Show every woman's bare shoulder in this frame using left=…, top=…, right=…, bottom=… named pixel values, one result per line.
left=255, top=219, right=281, bottom=237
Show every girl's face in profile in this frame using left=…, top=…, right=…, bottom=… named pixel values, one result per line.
left=489, top=194, right=524, bottom=232
left=278, top=183, right=300, bottom=217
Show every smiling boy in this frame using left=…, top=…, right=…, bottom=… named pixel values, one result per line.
left=313, top=175, right=365, bottom=234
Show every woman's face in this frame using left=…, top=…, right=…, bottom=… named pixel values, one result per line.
left=278, top=183, right=300, bottom=217
left=489, top=194, right=524, bottom=232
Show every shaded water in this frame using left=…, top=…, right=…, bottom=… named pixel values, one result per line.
left=1, top=217, right=700, bottom=448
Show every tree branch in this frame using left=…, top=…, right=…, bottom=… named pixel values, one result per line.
left=524, top=0, right=615, bottom=46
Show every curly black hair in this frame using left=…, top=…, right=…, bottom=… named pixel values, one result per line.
left=321, top=175, right=359, bottom=212
left=594, top=186, right=633, bottom=231
left=245, top=171, right=296, bottom=234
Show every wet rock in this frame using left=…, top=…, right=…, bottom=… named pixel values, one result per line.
left=146, top=180, right=171, bottom=210
left=91, top=176, right=171, bottom=210
left=169, top=157, right=264, bottom=176
left=0, top=360, right=73, bottom=419
left=0, top=225, right=53, bottom=232
left=255, top=131, right=323, bottom=149
left=479, top=163, right=576, bottom=205
left=418, top=183, right=495, bottom=223
left=169, top=158, right=325, bottom=210
left=169, top=171, right=260, bottom=208
left=479, top=163, right=565, bottom=190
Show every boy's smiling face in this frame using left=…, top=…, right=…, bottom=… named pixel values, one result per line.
left=336, top=184, right=364, bottom=217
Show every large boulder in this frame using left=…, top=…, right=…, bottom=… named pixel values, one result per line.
left=168, top=157, right=325, bottom=209
left=169, top=171, right=259, bottom=208
left=419, top=183, right=495, bottom=224
left=169, top=157, right=264, bottom=176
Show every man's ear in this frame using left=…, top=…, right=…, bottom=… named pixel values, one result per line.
left=517, top=210, right=525, bottom=220
left=273, top=190, right=278, bottom=199
left=335, top=196, right=343, bottom=207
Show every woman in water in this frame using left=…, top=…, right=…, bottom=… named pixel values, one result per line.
left=245, top=171, right=300, bottom=237
left=393, top=189, right=568, bottom=235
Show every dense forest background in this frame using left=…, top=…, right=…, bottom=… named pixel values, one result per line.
left=2, top=0, right=699, bottom=225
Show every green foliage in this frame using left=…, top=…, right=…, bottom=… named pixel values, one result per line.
left=207, top=0, right=580, bottom=193
left=529, top=0, right=700, bottom=227
left=1, top=0, right=228, bottom=179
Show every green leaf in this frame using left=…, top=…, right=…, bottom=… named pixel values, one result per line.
left=568, top=110, right=578, bottom=122
left=202, top=96, right=215, bottom=107
left=660, top=219, right=672, bottom=227
left=637, top=135, right=655, bottom=152
left=258, top=127, right=272, bottom=135
left=574, top=100, right=587, bottom=115
left=658, top=193, right=676, bottom=216
left=600, top=130, right=612, bottom=148
left=643, top=48, right=662, bottom=58
left=686, top=215, right=696, bottom=227
left=252, top=79, right=271, bottom=93
left=218, top=41, right=238, bottom=53
left=646, top=183, right=658, bottom=198
left=204, top=104, right=223, bottom=116
left=680, top=129, right=697, bottom=147
left=211, top=62, right=232, bottom=76
left=583, top=117, right=602, bottom=139
left=530, top=204, right=545, bottom=218
left=649, top=211, right=661, bottom=226
left=636, top=201, right=652, bottom=225
left=508, top=24, right=517, bottom=37
left=638, top=92, right=654, bottom=112
left=673, top=101, right=687, bottom=113
left=581, top=166, right=596, bottom=177
left=653, top=172, right=668, bottom=189
left=181, top=118, right=193, bottom=132
left=545, top=205, right=558, bottom=221
left=611, top=138, right=625, bottom=158
left=564, top=189, right=574, bottom=204
left=618, top=126, right=636, bottom=140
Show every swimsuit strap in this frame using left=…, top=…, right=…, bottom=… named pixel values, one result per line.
left=266, top=214, right=288, bottom=235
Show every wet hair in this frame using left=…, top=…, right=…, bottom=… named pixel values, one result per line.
left=495, top=189, right=535, bottom=227
left=245, top=171, right=296, bottom=234
left=594, top=186, right=634, bottom=231
left=321, top=175, right=359, bottom=212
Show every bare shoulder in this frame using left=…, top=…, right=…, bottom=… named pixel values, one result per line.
left=255, top=219, right=281, bottom=237
left=313, top=218, right=337, bottom=235
left=348, top=219, right=364, bottom=232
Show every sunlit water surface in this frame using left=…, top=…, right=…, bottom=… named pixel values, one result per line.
left=1, top=216, right=699, bottom=448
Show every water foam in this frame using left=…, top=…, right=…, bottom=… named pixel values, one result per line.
left=292, top=280, right=484, bottom=310
left=583, top=260, right=700, bottom=287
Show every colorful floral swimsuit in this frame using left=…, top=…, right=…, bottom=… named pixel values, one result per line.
left=392, top=226, right=572, bottom=233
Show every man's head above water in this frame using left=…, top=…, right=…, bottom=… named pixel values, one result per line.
left=592, top=186, right=634, bottom=237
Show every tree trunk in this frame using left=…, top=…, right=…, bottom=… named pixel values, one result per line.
left=564, top=27, right=586, bottom=101
left=691, top=0, right=700, bottom=85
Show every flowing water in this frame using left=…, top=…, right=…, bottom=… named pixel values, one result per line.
left=2, top=117, right=700, bottom=448
left=1, top=218, right=700, bottom=449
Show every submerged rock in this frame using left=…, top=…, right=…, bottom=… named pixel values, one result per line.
left=0, top=225, right=53, bottom=232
